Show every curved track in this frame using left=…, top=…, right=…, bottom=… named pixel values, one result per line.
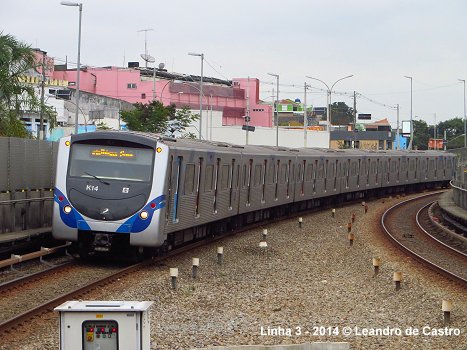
left=417, top=202, right=467, bottom=255
left=381, top=191, right=467, bottom=287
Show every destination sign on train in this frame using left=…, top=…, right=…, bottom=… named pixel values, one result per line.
left=90, top=148, right=135, bottom=159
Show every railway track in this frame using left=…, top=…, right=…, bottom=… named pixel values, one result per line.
left=381, top=191, right=467, bottom=287
left=417, top=202, right=467, bottom=255
left=0, top=219, right=258, bottom=335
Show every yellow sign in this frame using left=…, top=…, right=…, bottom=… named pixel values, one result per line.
left=86, top=332, right=94, bottom=342
left=90, top=148, right=135, bottom=159
left=95, top=314, right=104, bottom=318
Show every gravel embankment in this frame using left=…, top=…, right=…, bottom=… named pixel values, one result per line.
left=1, top=194, right=465, bottom=350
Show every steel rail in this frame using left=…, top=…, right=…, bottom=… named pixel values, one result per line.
left=380, top=191, right=467, bottom=287
left=0, top=219, right=261, bottom=334
left=416, top=202, right=467, bottom=258
left=0, top=242, right=72, bottom=269
left=0, top=260, right=75, bottom=294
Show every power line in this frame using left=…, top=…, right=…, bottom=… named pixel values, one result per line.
left=203, top=58, right=231, bottom=81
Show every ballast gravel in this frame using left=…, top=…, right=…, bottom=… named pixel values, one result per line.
left=1, top=194, right=465, bottom=350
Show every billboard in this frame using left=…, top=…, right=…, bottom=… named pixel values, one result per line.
left=402, top=121, right=412, bottom=135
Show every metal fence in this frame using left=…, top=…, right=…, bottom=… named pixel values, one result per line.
left=0, top=137, right=58, bottom=234
left=452, top=162, right=467, bottom=210
left=448, top=147, right=467, bottom=165
left=0, top=137, right=58, bottom=192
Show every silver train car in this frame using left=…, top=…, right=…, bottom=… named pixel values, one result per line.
left=52, top=131, right=456, bottom=258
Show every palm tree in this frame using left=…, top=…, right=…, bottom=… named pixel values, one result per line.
left=0, top=33, right=37, bottom=137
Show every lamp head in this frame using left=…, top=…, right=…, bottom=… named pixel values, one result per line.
left=60, top=1, right=80, bottom=6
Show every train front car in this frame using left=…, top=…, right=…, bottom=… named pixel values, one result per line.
left=52, top=132, right=168, bottom=259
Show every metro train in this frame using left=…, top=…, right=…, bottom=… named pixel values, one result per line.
left=52, top=131, right=456, bottom=259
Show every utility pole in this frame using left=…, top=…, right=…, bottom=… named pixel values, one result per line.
left=39, top=50, right=47, bottom=140
left=246, top=77, right=250, bottom=145
left=444, top=129, right=447, bottom=151
left=137, top=28, right=154, bottom=68
left=434, top=113, right=437, bottom=150
left=271, top=87, right=275, bottom=128
left=396, top=104, right=400, bottom=150
left=353, top=91, right=357, bottom=148
left=304, top=82, right=308, bottom=147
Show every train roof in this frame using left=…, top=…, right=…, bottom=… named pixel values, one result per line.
left=70, top=131, right=456, bottom=157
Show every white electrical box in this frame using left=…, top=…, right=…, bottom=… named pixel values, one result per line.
left=55, top=300, right=153, bottom=350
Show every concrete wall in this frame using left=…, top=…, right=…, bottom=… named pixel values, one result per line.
left=187, top=110, right=329, bottom=148
left=0, top=137, right=56, bottom=233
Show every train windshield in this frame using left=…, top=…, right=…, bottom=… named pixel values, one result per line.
left=68, top=143, right=154, bottom=182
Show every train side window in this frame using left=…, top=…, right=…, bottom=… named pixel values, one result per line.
left=357, top=159, right=361, bottom=185
left=367, top=159, right=370, bottom=185
left=306, top=163, right=313, bottom=182
left=346, top=159, right=350, bottom=188
left=397, top=158, right=400, bottom=181
left=221, top=164, right=230, bottom=190
left=334, top=160, right=338, bottom=190
left=280, top=163, right=287, bottom=184
left=324, top=160, right=329, bottom=191
left=350, top=162, right=357, bottom=177
left=213, top=158, right=220, bottom=213
left=268, top=162, right=275, bottom=184
left=204, top=165, right=213, bottom=192
left=254, top=164, right=262, bottom=187
left=262, top=160, right=267, bottom=202
left=235, top=164, right=240, bottom=188
left=286, top=160, right=291, bottom=198
left=317, top=161, right=324, bottom=179
left=184, top=164, right=195, bottom=195
left=414, top=158, right=418, bottom=179
left=195, top=158, right=203, bottom=217
left=247, top=159, right=253, bottom=205
left=274, top=160, right=280, bottom=200
left=166, top=155, right=174, bottom=222
left=376, top=159, right=380, bottom=184
left=172, top=156, right=182, bottom=223
left=291, top=163, right=295, bottom=183
left=242, top=164, right=248, bottom=188
left=229, top=159, right=235, bottom=209
left=300, top=160, right=306, bottom=195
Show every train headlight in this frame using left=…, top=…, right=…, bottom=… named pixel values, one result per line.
left=63, top=205, right=72, bottom=214
left=139, top=210, right=149, bottom=220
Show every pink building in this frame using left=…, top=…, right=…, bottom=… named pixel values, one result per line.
left=53, top=66, right=272, bottom=127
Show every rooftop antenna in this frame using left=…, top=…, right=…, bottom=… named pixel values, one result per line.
left=137, top=28, right=154, bottom=68
left=141, top=53, right=156, bottom=100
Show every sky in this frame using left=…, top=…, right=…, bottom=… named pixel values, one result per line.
left=2, top=0, right=466, bottom=128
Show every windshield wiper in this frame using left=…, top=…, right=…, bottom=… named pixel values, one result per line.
left=84, top=172, right=110, bottom=185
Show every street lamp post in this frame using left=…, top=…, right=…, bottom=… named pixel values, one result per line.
left=459, top=79, right=466, bottom=148
left=304, top=82, right=310, bottom=147
left=404, top=76, right=413, bottom=150
left=188, top=52, right=204, bottom=140
left=61, top=1, right=82, bottom=135
left=268, top=73, right=279, bottom=147
left=305, top=75, right=353, bottom=132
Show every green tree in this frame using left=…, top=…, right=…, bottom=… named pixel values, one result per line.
left=412, top=119, right=429, bottom=150
left=166, top=106, right=198, bottom=138
left=330, top=101, right=354, bottom=125
left=0, top=33, right=37, bottom=137
left=120, top=100, right=169, bottom=133
left=96, top=121, right=112, bottom=130
left=436, top=117, right=464, bottom=148
left=121, top=101, right=198, bottom=138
